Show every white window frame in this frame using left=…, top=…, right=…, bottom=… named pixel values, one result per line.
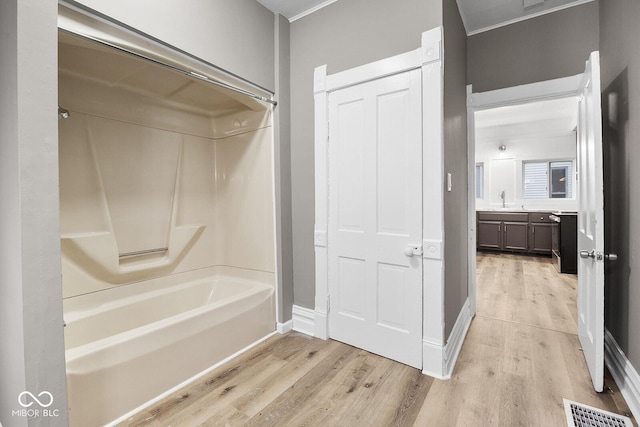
left=523, top=159, right=574, bottom=200
left=475, top=163, right=484, bottom=199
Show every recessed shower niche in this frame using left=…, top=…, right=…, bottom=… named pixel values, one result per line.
left=58, top=27, right=276, bottom=426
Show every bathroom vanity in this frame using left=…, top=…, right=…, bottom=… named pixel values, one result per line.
left=476, top=210, right=554, bottom=255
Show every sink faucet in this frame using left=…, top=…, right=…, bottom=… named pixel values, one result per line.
left=500, top=190, right=506, bottom=208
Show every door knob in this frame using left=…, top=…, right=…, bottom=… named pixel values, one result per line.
left=580, top=250, right=595, bottom=259
left=404, top=245, right=423, bottom=257
left=580, top=250, right=618, bottom=261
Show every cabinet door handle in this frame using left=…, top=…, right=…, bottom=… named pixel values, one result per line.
left=532, top=226, right=535, bottom=234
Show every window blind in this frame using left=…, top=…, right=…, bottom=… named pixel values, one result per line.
left=524, top=162, right=548, bottom=199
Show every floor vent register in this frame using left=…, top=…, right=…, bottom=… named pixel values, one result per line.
left=564, top=399, right=633, bottom=427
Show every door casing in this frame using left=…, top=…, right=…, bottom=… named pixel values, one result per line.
left=467, top=74, right=583, bottom=321
left=314, top=27, right=450, bottom=377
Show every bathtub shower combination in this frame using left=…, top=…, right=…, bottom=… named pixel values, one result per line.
left=58, top=28, right=276, bottom=427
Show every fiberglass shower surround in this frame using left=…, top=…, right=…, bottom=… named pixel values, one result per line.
left=58, top=29, right=277, bottom=427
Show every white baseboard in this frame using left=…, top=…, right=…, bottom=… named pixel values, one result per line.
left=277, top=319, right=293, bottom=334
left=422, top=297, right=473, bottom=380
left=292, top=305, right=315, bottom=336
left=443, top=298, right=473, bottom=379
left=605, top=328, right=640, bottom=421
left=422, top=338, right=445, bottom=379
left=314, top=310, right=328, bottom=339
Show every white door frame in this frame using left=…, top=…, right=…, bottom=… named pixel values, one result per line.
left=466, top=74, right=584, bottom=318
left=313, top=27, right=448, bottom=377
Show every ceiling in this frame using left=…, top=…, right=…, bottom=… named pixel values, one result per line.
left=256, top=0, right=337, bottom=21
left=456, top=0, right=594, bottom=35
left=257, top=0, right=594, bottom=33
left=475, top=97, right=578, bottom=144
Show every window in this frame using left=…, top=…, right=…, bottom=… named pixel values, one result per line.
left=475, top=163, right=484, bottom=199
left=550, top=161, right=572, bottom=198
left=523, top=160, right=573, bottom=199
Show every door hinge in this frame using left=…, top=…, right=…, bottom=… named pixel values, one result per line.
left=327, top=295, right=330, bottom=313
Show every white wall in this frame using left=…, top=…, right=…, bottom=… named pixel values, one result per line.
left=72, top=0, right=276, bottom=91
left=475, top=133, right=578, bottom=211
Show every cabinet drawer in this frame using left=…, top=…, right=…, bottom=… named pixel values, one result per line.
left=477, top=212, right=529, bottom=222
left=528, top=212, right=554, bottom=223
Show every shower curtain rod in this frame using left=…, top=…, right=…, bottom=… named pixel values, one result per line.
left=59, top=28, right=277, bottom=107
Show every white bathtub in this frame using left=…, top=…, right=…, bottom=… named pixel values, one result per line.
left=64, top=270, right=275, bottom=427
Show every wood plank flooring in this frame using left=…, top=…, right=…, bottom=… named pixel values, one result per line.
left=121, top=253, right=634, bottom=426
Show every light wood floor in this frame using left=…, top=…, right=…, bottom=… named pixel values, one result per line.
left=122, top=253, right=634, bottom=426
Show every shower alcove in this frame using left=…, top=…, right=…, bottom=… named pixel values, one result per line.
left=58, top=19, right=277, bottom=427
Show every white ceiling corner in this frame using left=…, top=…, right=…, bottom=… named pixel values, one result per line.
left=256, top=0, right=338, bottom=21
left=257, top=0, right=595, bottom=33
left=456, top=0, right=596, bottom=36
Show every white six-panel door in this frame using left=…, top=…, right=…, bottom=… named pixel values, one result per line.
left=327, top=69, right=423, bottom=368
left=577, top=51, right=605, bottom=392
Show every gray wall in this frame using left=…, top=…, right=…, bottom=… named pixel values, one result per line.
left=73, top=0, right=276, bottom=91
left=0, top=0, right=69, bottom=425
left=290, top=0, right=443, bottom=309
left=443, top=0, right=468, bottom=340
left=467, top=1, right=599, bottom=93
left=600, top=0, right=640, bottom=375
left=274, top=14, right=294, bottom=321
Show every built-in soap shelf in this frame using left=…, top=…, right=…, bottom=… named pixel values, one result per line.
left=61, top=224, right=205, bottom=283
left=119, top=247, right=168, bottom=259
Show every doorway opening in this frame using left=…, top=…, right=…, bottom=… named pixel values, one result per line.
left=471, top=92, right=580, bottom=333
left=467, top=76, right=587, bottom=383
left=469, top=85, right=583, bottom=372
left=466, top=74, right=583, bottom=318
left=467, top=54, right=608, bottom=394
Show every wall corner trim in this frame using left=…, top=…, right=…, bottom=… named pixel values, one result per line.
left=421, top=27, right=442, bottom=65
left=292, top=305, right=316, bottom=336
left=422, top=297, right=473, bottom=380
left=277, top=320, right=293, bottom=334
left=443, top=298, right=473, bottom=378
left=314, top=65, right=328, bottom=94
left=466, top=84, right=475, bottom=107
left=422, top=338, right=446, bottom=379
left=605, top=329, right=640, bottom=421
